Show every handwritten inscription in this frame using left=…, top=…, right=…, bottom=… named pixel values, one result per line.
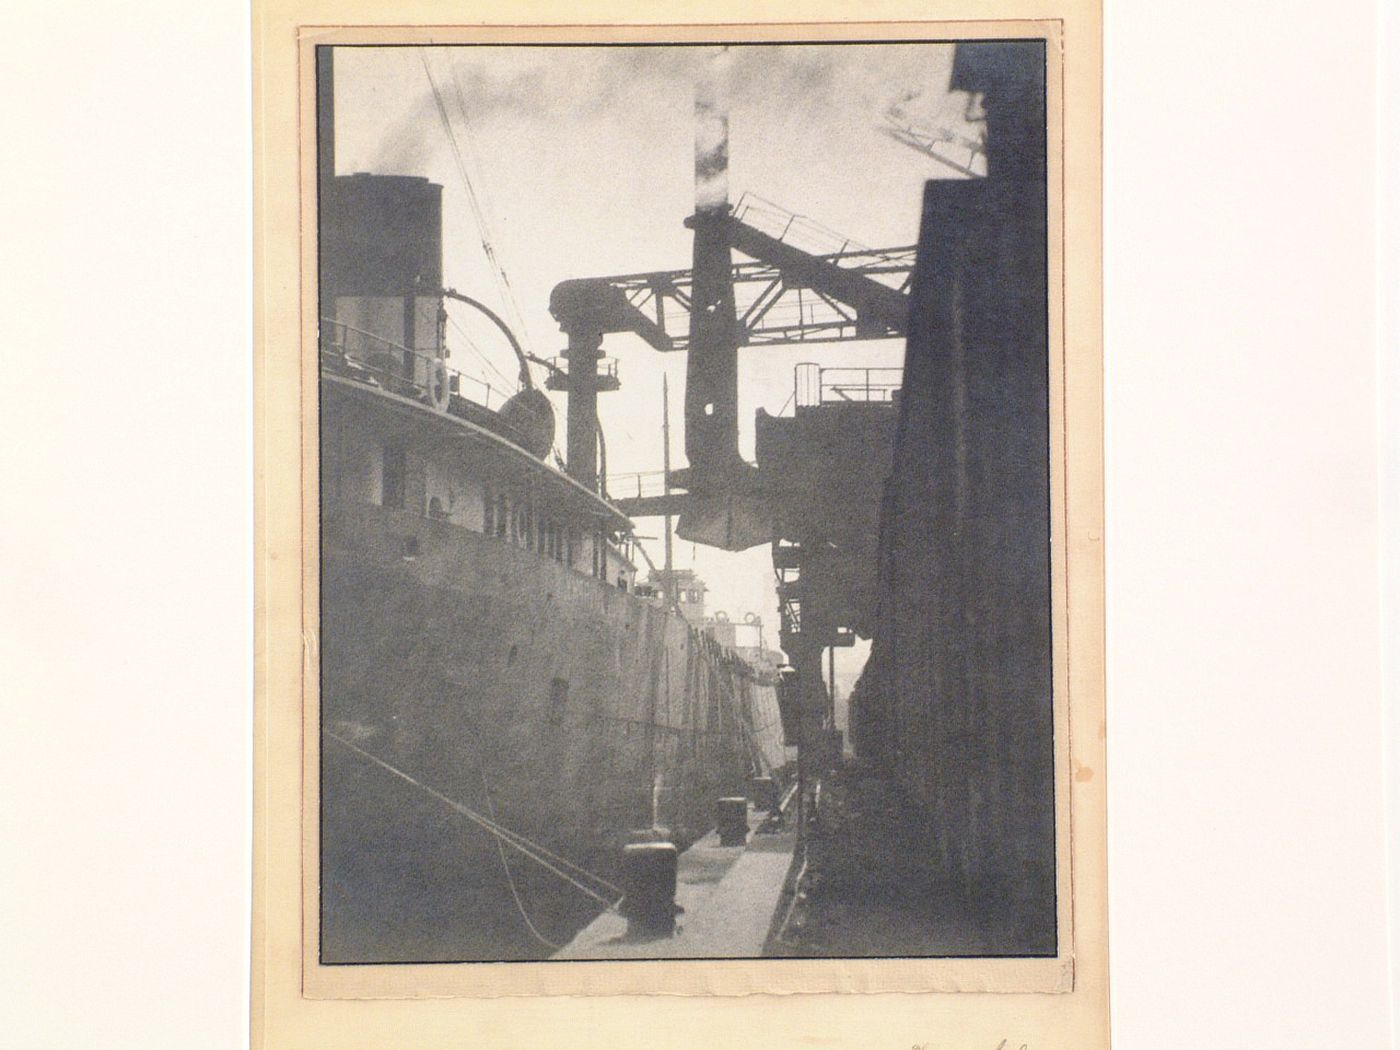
left=912, top=1042, right=1028, bottom=1050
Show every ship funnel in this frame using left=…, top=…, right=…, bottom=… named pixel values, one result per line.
left=684, top=46, right=749, bottom=485
left=320, top=174, right=447, bottom=402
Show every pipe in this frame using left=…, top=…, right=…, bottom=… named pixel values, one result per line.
left=440, top=285, right=534, bottom=391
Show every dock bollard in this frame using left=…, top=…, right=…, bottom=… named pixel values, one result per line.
left=822, top=728, right=844, bottom=767
left=750, top=776, right=780, bottom=813
left=619, top=841, right=679, bottom=937
left=716, top=796, right=749, bottom=846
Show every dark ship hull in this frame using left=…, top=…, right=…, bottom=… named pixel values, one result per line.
left=318, top=384, right=784, bottom=963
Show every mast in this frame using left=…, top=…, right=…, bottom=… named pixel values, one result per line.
left=316, top=47, right=334, bottom=185
left=316, top=46, right=334, bottom=322
left=650, top=376, right=675, bottom=828
left=662, top=374, right=675, bottom=606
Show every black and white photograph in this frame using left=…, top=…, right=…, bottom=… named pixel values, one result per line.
left=315, top=37, right=1060, bottom=967
left=10, top=0, right=1400, bottom=1046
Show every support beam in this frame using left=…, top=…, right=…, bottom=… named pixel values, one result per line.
left=316, top=47, right=334, bottom=185
left=685, top=209, right=745, bottom=478
left=563, top=328, right=603, bottom=491
left=548, top=248, right=913, bottom=355
left=714, top=214, right=911, bottom=335
left=612, top=492, right=699, bottom=519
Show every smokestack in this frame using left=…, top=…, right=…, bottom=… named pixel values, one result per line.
left=694, top=48, right=731, bottom=213
left=684, top=46, right=745, bottom=482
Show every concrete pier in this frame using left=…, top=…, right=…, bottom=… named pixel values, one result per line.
left=553, top=805, right=796, bottom=960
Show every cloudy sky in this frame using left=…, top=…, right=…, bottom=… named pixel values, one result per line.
left=331, top=42, right=976, bottom=695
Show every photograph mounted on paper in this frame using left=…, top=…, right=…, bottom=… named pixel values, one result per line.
left=298, top=25, right=1082, bottom=995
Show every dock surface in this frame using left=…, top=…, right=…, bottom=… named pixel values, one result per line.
left=553, top=806, right=796, bottom=960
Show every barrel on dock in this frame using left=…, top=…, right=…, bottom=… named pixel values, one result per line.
left=619, top=841, right=679, bottom=937
left=716, top=796, right=749, bottom=846
left=750, top=776, right=780, bottom=813
left=816, top=727, right=845, bottom=769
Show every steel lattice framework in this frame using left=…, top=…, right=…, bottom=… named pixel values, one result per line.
left=580, top=245, right=917, bottom=353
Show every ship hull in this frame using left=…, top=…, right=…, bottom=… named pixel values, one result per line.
left=319, top=499, right=781, bottom=962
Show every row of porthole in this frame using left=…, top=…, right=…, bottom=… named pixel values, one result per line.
left=398, top=493, right=635, bottom=592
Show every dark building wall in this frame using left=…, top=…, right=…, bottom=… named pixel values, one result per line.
left=755, top=400, right=899, bottom=637
left=851, top=41, right=1055, bottom=952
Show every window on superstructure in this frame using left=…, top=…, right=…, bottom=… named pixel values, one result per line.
left=495, top=493, right=508, bottom=538
left=381, top=446, right=406, bottom=510
left=483, top=488, right=494, bottom=535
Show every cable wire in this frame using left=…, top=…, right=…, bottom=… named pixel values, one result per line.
left=325, top=731, right=622, bottom=908
left=446, top=314, right=516, bottom=391
left=479, top=768, right=562, bottom=951
left=419, top=52, right=537, bottom=360
left=445, top=59, right=538, bottom=353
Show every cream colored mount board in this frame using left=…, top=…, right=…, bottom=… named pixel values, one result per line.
left=253, top=2, right=1104, bottom=1047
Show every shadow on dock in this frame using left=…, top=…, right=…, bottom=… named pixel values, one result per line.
left=768, top=766, right=1057, bottom=958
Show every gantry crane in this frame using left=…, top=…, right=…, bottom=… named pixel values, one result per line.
left=546, top=192, right=915, bottom=766
left=546, top=192, right=915, bottom=497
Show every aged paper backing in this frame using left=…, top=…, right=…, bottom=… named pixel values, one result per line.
left=254, top=2, right=1104, bottom=1046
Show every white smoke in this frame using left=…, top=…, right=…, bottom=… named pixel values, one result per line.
left=694, top=47, right=732, bottom=212
left=359, top=43, right=961, bottom=179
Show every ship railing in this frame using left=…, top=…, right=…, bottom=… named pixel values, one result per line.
left=607, top=469, right=671, bottom=500
left=741, top=291, right=860, bottom=342
left=319, top=317, right=509, bottom=411
left=731, top=191, right=871, bottom=258
left=774, top=558, right=802, bottom=636
left=543, top=355, right=620, bottom=380
left=778, top=595, right=801, bottom=636
left=792, top=363, right=903, bottom=409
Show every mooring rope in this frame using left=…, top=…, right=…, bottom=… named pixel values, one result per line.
left=325, top=731, right=622, bottom=909
left=478, top=768, right=563, bottom=952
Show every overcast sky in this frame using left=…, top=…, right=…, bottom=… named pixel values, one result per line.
left=331, top=42, right=975, bottom=693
